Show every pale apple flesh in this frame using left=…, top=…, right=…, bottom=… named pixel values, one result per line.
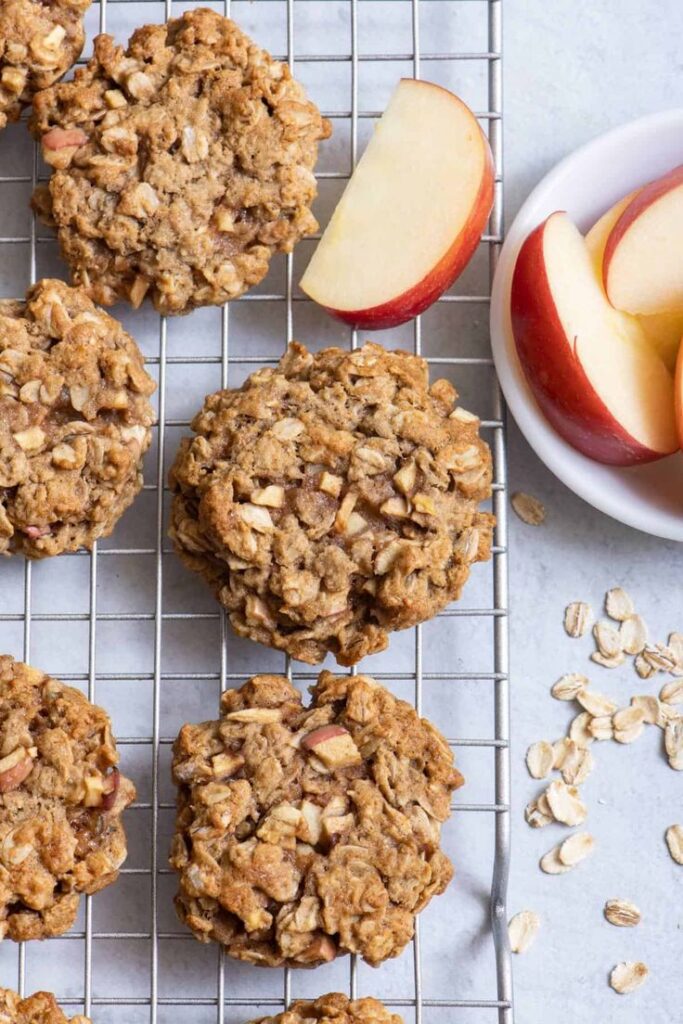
left=603, top=163, right=683, bottom=316
left=511, top=212, right=678, bottom=465
left=675, top=338, right=683, bottom=450
left=300, top=78, right=494, bottom=330
left=585, top=191, right=683, bottom=369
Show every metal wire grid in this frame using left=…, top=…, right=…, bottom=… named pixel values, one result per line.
left=0, top=1, right=512, bottom=1021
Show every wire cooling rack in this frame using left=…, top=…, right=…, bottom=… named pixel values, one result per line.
left=0, top=1, right=511, bottom=1021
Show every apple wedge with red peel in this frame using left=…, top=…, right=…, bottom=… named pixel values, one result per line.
left=511, top=211, right=678, bottom=465
left=603, top=164, right=683, bottom=316
left=675, top=338, right=683, bottom=450
left=585, top=193, right=637, bottom=270
left=300, top=78, right=494, bottom=330
left=586, top=191, right=683, bottom=370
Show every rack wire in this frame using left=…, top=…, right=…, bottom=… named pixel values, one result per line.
left=0, top=1, right=511, bottom=1021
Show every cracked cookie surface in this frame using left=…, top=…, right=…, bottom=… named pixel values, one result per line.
left=169, top=341, right=493, bottom=666
left=0, top=987, right=90, bottom=1024
left=30, top=7, right=331, bottom=315
left=248, top=993, right=402, bottom=1024
left=0, top=0, right=91, bottom=131
left=0, top=279, right=156, bottom=558
left=170, top=671, right=463, bottom=968
left=0, top=656, right=135, bottom=941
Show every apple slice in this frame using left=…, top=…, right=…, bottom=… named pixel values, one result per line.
left=511, top=211, right=678, bottom=465
left=585, top=191, right=683, bottom=370
left=675, top=338, right=683, bottom=450
left=300, top=78, right=494, bottom=330
left=603, top=164, right=683, bottom=315
left=584, top=193, right=637, bottom=270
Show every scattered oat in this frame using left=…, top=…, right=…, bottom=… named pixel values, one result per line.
left=665, top=719, right=683, bottom=770
left=658, top=703, right=682, bottom=726
left=569, top=712, right=594, bottom=748
left=643, top=643, right=678, bottom=674
left=665, top=824, right=683, bottom=865
left=537, top=791, right=553, bottom=817
left=604, top=899, right=641, bottom=928
left=588, top=715, right=614, bottom=741
left=620, top=615, right=648, bottom=656
left=558, top=831, right=594, bottom=866
left=577, top=689, right=617, bottom=717
left=610, top=704, right=643, bottom=729
left=659, top=678, right=683, bottom=705
left=667, top=633, right=683, bottom=674
left=564, top=602, right=593, bottom=638
left=552, top=737, right=576, bottom=770
left=551, top=673, right=588, bottom=701
left=613, top=706, right=646, bottom=745
left=511, top=492, right=545, bottom=526
left=591, top=650, right=626, bottom=669
left=561, top=745, right=594, bottom=785
left=593, top=620, right=622, bottom=659
left=545, top=780, right=587, bottom=826
left=634, top=652, right=657, bottom=679
left=609, top=961, right=649, bottom=995
left=525, top=798, right=553, bottom=829
left=540, top=844, right=572, bottom=875
left=525, top=741, right=554, bottom=780
left=508, top=910, right=540, bottom=953
left=630, top=695, right=661, bottom=726
left=605, top=588, right=635, bottom=622
left=614, top=724, right=644, bottom=745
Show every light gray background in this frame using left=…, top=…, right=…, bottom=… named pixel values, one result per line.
left=0, top=2, right=681, bottom=1023
left=506, top=3, right=683, bottom=1023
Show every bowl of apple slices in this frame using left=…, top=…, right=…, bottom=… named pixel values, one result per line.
left=490, top=108, right=683, bottom=540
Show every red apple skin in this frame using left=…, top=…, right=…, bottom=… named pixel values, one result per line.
left=511, top=216, right=670, bottom=466
left=675, top=337, right=683, bottom=450
left=320, top=138, right=494, bottom=331
left=603, top=163, right=683, bottom=304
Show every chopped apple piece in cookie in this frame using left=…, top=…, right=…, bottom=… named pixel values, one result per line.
left=301, top=725, right=362, bottom=768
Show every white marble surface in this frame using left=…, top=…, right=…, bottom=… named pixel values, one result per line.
left=505, top=3, right=683, bottom=1022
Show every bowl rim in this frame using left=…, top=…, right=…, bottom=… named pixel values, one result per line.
left=490, top=107, right=683, bottom=542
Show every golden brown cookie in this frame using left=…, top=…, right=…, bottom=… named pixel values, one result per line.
left=0, top=656, right=136, bottom=941
left=0, top=0, right=91, bottom=130
left=170, top=671, right=463, bottom=968
left=248, top=994, right=402, bottom=1024
left=30, top=8, right=331, bottom=315
left=169, top=341, right=493, bottom=665
left=0, top=987, right=90, bottom=1024
left=0, top=279, right=156, bottom=558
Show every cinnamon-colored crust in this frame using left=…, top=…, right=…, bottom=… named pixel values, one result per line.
left=171, top=671, right=463, bottom=968
left=30, top=8, right=331, bottom=315
left=170, top=341, right=493, bottom=665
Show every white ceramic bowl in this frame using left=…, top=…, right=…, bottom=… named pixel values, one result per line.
left=490, top=109, right=683, bottom=541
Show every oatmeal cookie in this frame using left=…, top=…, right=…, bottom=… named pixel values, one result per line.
left=0, top=987, right=90, bottom=1024
left=248, top=993, right=402, bottom=1024
left=170, top=671, right=463, bottom=968
left=169, top=341, right=493, bottom=666
left=30, top=8, right=331, bottom=315
left=0, top=279, right=156, bottom=558
left=0, top=0, right=91, bottom=131
left=0, top=655, right=136, bottom=941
